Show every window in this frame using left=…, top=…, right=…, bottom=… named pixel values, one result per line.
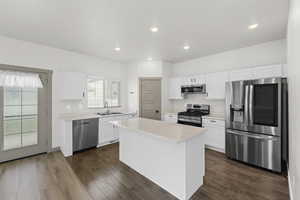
left=87, top=78, right=121, bottom=108
left=87, top=79, right=104, bottom=108
left=3, top=87, right=38, bottom=150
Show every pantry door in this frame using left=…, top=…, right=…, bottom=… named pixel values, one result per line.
left=0, top=66, right=52, bottom=163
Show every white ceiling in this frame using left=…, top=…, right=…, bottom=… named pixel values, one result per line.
left=0, top=0, right=289, bottom=63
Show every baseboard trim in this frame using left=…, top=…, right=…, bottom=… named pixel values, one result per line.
left=50, top=147, right=60, bottom=152
left=288, top=170, right=294, bottom=200
left=205, top=145, right=225, bottom=153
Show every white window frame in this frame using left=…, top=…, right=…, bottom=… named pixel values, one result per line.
left=87, top=77, right=121, bottom=109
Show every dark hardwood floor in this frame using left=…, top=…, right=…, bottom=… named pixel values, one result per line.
left=0, top=143, right=289, bottom=200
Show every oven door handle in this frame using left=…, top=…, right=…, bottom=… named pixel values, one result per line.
left=226, top=129, right=279, bottom=141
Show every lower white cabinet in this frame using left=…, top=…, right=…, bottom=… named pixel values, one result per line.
left=98, top=114, right=135, bottom=146
left=164, top=113, right=178, bottom=123
left=202, top=117, right=225, bottom=152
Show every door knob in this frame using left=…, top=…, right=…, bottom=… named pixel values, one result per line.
left=155, top=110, right=160, bottom=113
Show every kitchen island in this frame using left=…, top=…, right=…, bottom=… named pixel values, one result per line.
left=113, top=118, right=207, bottom=200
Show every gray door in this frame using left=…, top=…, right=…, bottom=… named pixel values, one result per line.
left=0, top=70, right=51, bottom=163
left=139, top=78, right=161, bottom=120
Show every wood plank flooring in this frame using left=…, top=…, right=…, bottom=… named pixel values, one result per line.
left=0, top=143, right=289, bottom=200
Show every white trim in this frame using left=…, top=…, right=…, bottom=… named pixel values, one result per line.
left=205, top=145, right=225, bottom=153
left=288, top=170, right=294, bottom=200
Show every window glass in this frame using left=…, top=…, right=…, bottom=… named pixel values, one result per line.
left=87, top=79, right=104, bottom=108
left=3, top=88, right=38, bottom=150
left=87, top=78, right=121, bottom=108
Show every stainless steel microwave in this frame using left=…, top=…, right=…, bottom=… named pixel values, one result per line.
left=181, top=84, right=206, bottom=94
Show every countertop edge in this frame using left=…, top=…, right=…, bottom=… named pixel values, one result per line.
left=112, top=121, right=207, bottom=143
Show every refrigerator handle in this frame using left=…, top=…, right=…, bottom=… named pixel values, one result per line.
left=249, top=85, right=254, bottom=125
left=244, top=85, right=249, bottom=124
left=226, top=129, right=279, bottom=141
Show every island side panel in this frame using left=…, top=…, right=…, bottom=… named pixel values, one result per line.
left=119, top=127, right=187, bottom=200
left=185, top=134, right=205, bottom=199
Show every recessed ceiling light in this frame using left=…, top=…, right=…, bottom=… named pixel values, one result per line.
left=114, top=47, right=121, bottom=52
left=147, top=57, right=153, bottom=61
left=183, top=45, right=190, bottom=50
left=150, top=26, right=159, bottom=33
left=248, top=24, right=259, bottom=30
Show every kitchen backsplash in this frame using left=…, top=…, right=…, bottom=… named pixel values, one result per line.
left=170, top=94, right=225, bottom=116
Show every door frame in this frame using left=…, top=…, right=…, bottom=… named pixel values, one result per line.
left=0, top=64, right=53, bottom=154
left=138, top=77, right=162, bottom=119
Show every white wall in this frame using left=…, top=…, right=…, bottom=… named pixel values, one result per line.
left=287, top=0, right=300, bottom=199
left=126, top=61, right=172, bottom=117
left=0, top=35, right=127, bottom=148
left=170, top=39, right=287, bottom=115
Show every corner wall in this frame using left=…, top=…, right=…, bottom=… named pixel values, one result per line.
left=126, top=61, right=172, bottom=118
left=0, top=35, right=128, bottom=148
left=287, top=0, right=300, bottom=199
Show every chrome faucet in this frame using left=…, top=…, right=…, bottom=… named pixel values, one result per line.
left=104, top=101, right=110, bottom=114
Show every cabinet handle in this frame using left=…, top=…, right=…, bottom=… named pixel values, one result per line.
left=210, top=120, right=217, bottom=123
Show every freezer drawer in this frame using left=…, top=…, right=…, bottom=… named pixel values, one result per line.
left=226, top=129, right=282, bottom=172
left=73, top=118, right=99, bottom=152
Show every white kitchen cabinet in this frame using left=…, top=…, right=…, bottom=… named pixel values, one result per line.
left=182, top=75, right=205, bottom=86
left=252, top=64, right=283, bottom=79
left=164, top=113, right=178, bottom=123
left=99, top=117, right=116, bottom=145
left=229, top=64, right=283, bottom=81
left=229, top=68, right=255, bottom=81
left=202, top=117, right=225, bottom=152
left=168, top=77, right=183, bottom=99
left=59, top=72, right=86, bottom=100
left=98, top=114, right=135, bottom=147
left=206, top=72, right=228, bottom=99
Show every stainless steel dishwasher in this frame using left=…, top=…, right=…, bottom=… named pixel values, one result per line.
left=73, top=118, right=99, bottom=152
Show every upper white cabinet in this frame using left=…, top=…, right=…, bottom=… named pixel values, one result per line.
left=206, top=72, right=229, bottom=99
left=168, top=77, right=183, bottom=99
left=182, top=75, right=205, bottom=86
left=252, top=64, right=283, bottom=79
left=229, top=64, right=283, bottom=81
left=59, top=72, right=86, bottom=100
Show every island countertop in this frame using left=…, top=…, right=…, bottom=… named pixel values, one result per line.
left=113, top=118, right=207, bottom=143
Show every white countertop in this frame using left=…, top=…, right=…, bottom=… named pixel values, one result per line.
left=59, top=112, right=137, bottom=121
left=113, top=118, right=207, bottom=143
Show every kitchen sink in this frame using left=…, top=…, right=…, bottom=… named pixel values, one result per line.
left=97, top=112, right=123, bottom=116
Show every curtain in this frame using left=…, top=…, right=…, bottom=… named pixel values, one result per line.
left=0, top=70, right=43, bottom=88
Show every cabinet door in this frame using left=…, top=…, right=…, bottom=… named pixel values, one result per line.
left=229, top=68, right=254, bottom=81
left=168, top=78, right=183, bottom=99
left=206, top=72, right=228, bottom=99
left=59, top=72, right=86, bottom=100
left=164, top=114, right=177, bottom=123
left=203, top=125, right=225, bottom=151
left=195, top=74, right=206, bottom=85
left=252, top=65, right=283, bottom=79
left=100, top=119, right=115, bottom=144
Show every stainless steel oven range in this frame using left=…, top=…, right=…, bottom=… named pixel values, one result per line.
left=225, top=77, right=288, bottom=173
left=178, top=104, right=210, bottom=127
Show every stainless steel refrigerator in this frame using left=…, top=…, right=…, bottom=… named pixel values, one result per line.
left=225, top=77, right=288, bottom=173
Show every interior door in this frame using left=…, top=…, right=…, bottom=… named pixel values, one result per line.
left=0, top=71, right=51, bottom=163
left=139, top=78, right=162, bottom=120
